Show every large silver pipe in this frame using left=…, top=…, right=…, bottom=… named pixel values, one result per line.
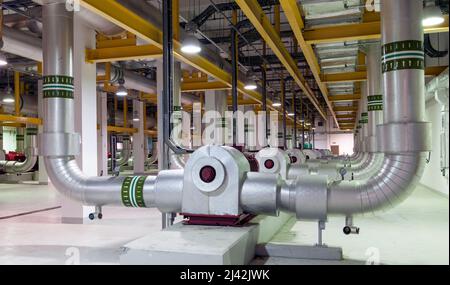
left=40, top=2, right=157, bottom=207
left=2, top=25, right=42, bottom=62
left=323, top=0, right=431, bottom=216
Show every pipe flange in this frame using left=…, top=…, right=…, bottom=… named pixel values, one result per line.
left=377, top=122, right=431, bottom=153
left=191, top=157, right=225, bottom=193
left=294, top=175, right=328, bottom=221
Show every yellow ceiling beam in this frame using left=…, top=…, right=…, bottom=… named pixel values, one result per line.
left=337, top=120, right=356, bottom=124
left=334, top=106, right=358, bottom=112
left=81, top=0, right=286, bottom=116
left=323, top=71, right=367, bottom=84
left=0, top=115, right=42, bottom=126
left=226, top=99, right=259, bottom=105
left=329, top=94, right=361, bottom=102
left=336, top=114, right=356, bottom=119
left=324, top=66, right=447, bottom=83
left=426, top=66, right=448, bottom=77
left=182, top=81, right=229, bottom=92
left=236, top=0, right=327, bottom=121
left=96, top=37, right=137, bottom=49
left=304, top=15, right=449, bottom=45
left=86, top=45, right=162, bottom=63
left=279, top=0, right=338, bottom=127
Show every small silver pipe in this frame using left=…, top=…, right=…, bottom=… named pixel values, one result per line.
left=0, top=128, right=38, bottom=173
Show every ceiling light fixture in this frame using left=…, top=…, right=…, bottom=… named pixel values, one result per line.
left=116, top=78, right=128, bottom=97
left=423, top=5, right=445, bottom=27
left=0, top=52, right=8, bottom=66
left=2, top=87, right=14, bottom=104
left=181, top=34, right=202, bottom=54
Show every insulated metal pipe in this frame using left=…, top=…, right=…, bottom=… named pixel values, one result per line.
left=0, top=127, right=38, bottom=173
left=40, top=2, right=157, bottom=207
left=324, top=0, right=431, bottom=216
left=366, top=43, right=384, bottom=152
left=16, top=128, right=25, bottom=152
left=359, top=82, right=368, bottom=152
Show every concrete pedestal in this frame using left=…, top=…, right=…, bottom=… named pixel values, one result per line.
left=120, top=213, right=292, bottom=265
left=0, top=172, right=35, bottom=184
left=255, top=243, right=343, bottom=261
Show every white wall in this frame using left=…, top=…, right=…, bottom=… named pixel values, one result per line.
left=2, top=127, right=17, bottom=152
left=328, top=133, right=354, bottom=155
left=421, top=99, right=449, bottom=196
left=314, top=116, right=354, bottom=155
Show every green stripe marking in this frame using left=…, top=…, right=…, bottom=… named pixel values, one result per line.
left=26, top=128, right=39, bottom=135
left=367, top=95, right=383, bottom=111
left=43, top=75, right=74, bottom=99
left=382, top=40, right=423, bottom=55
left=359, top=112, right=368, bottom=124
left=121, top=176, right=147, bottom=208
left=382, top=58, right=424, bottom=73
left=382, top=41, right=424, bottom=73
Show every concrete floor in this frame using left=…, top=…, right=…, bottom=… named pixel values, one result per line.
left=0, top=183, right=448, bottom=265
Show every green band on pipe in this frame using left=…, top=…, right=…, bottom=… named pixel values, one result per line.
left=382, top=40, right=423, bottom=55
left=43, top=75, right=74, bottom=99
left=382, top=40, right=424, bottom=73
left=26, top=128, right=39, bottom=135
left=367, top=95, right=383, bottom=111
left=121, top=176, right=147, bottom=208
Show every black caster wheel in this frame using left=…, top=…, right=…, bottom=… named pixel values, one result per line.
left=343, top=226, right=351, bottom=235
left=98, top=213, right=103, bottom=220
left=89, top=213, right=95, bottom=220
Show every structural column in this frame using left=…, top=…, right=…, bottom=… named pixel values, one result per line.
left=97, top=92, right=108, bottom=176
left=133, top=99, right=146, bottom=174
left=37, top=79, right=48, bottom=184
left=59, top=11, right=96, bottom=224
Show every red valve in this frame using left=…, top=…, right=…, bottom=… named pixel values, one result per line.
left=291, top=156, right=298, bottom=164
left=264, top=159, right=275, bottom=169
left=200, top=166, right=216, bottom=183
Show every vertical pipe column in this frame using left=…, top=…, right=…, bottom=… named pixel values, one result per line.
left=359, top=82, right=368, bottom=152
left=262, top=64, right=268, bottom=145
left=231, top=9, right=238, bottom=147
left=162, top=0, right=175, bottom=229
left=133, top=100, right=145, bottom=174
left=42, top=2, right=86, bottom=223
left=379, top=0, right=430, bottom=153
left=16, top=128, right=24, bottom=152
left=37, top=75, right=48, bottom=184
left=281, top=77, right=286, bottom=149
left=301, top=98, right=305, bottom=149
left=14, top=71, right=20, bottom=116
left=293, top=92, right=297, bottom=148
left=97, top=92, right=108, bottom=176
left=366, top=44, right=384, bottom=153
left=0, top=126, right=4, bottom=160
